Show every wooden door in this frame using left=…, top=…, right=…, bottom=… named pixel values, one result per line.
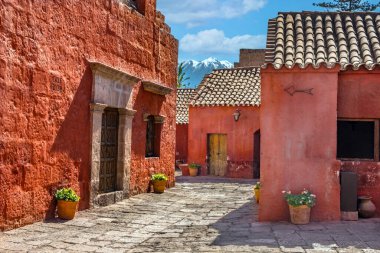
left=99, top=108, right=119, bottom=193
left=208, top=134, right=227, bottom=176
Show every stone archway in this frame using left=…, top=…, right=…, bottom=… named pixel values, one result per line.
left=88, top=61, right=139, bottom=207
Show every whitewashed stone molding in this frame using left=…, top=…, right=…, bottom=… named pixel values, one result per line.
left=88, top=61, right=139, bottom=208
left=142, top=80, right=173, bottom=96
left=89, top=61, right=141, bottom=84
left=143, top=113, right=166, bottom=123
left=89, top=61, right=140, bottom=109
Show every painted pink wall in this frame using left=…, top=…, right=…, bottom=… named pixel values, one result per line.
left=260, top=65, right=341, bottom=222
left=338, top=70, right=380, bottom=119
left=338, top=70, right=380, bottom=217
left=188, top=106, right=260, bottom=179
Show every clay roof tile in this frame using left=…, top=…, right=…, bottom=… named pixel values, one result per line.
left=191, top=68, right=261, bottom=107
left=265, top=11, right=380, bottom=70
left=176, top=89, right=197, bottom=124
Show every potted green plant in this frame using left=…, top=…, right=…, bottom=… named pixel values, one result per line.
left=253, top=182, right=261, bottom=204
left=55, top=188, right=80, bottom=220
left=188, top=163, right=200, bottom=177
left=151, top=173, right=168, bottom=193
left=283, top=190, right=316, bottom=225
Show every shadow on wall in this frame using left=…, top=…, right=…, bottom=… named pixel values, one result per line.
left=132, top=85, right=166, bottom=125
left=210, top=201, right=380, bottom=250
left=50, top=66, right=92, bottom=213
left=131, top=85, right=166, bottom=156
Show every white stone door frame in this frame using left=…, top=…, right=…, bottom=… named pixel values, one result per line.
left=88, top=61, right=140, bottom=207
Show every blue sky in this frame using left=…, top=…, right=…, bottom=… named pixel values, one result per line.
left=156, top=0, right=379, bottom=63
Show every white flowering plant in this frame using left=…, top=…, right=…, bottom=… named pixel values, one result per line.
left=282, top=190, right=316, bottom=208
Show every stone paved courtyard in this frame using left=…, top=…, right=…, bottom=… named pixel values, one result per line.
left=1, top=176, right=380, bottom=252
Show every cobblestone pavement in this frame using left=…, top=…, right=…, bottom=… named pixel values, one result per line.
left=2, top=176, right=380, bottom=252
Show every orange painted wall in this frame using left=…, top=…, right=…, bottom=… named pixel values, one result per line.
left=338, top=70, right=380, bottom=216
left=260, top=66, right=341, bottom=221
left=176, top=124, right=188, bottom=162
left=0, top=0, right=177, bottom=230
left=188, top=106, right=260, bottom=179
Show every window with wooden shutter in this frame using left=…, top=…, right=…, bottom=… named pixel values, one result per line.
left=146, top=116, right=156, bottom=157
left=145, top=115, right=162, bottom=158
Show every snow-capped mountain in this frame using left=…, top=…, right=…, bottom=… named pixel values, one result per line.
left=180, top=57, right=233, bottom=88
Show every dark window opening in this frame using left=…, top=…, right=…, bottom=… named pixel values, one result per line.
left=146, top=115, right=161, bottom=157
left=337, top=120, right=375, bottom=160
left=120, top=0, right=145, bottom=15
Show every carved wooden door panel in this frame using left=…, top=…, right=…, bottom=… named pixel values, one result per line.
left=99, top=108, right=119, bottom=193
left=208, top=134, right=227, bottom=176
left=208, top=134, right=218, bottom=176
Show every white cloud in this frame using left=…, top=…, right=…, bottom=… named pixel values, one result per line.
left=180, top=29, right=266, bottom=55
left=158, top=0, right=267, bottom=25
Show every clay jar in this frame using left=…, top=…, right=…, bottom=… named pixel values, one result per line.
left=358, top=196, right=376, bottom=218
left=178, top=164, right=190, bottom=176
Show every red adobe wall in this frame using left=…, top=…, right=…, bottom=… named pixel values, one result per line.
left=0, top=0, right=178, bottom=230
left=188, top=106, right=260, bottom=179
left=260, top=65, right=341, bottom=222
left=338, top=69, right=380, bottom=217
left=176, top=124, right=188, bottom=162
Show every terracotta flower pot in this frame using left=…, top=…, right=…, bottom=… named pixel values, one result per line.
left=152, top=180, right=167, bottom=193
left=358, top=196, right=376, bottom=218
left=57, top=200, right=79, bottom=220
left=254, top=189, right=260, bottom=204
left=289, top=205, right=311, bottom=225
left=189, top=167, right=198, bottom=177
left=179, top=164, right=189, bottom=176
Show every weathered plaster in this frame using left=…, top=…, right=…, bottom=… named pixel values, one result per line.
left=260, top=66, right=341, bottom=222
left=188, top=106, right=260, bottom=179
left=0, top=0, right=178, bottom=230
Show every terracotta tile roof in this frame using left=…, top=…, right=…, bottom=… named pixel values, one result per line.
left=191, top=67, right=261, bottom=107
left=176, top=88, right=196, bottom=124
left=265, top=12, right=380, bottom=70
